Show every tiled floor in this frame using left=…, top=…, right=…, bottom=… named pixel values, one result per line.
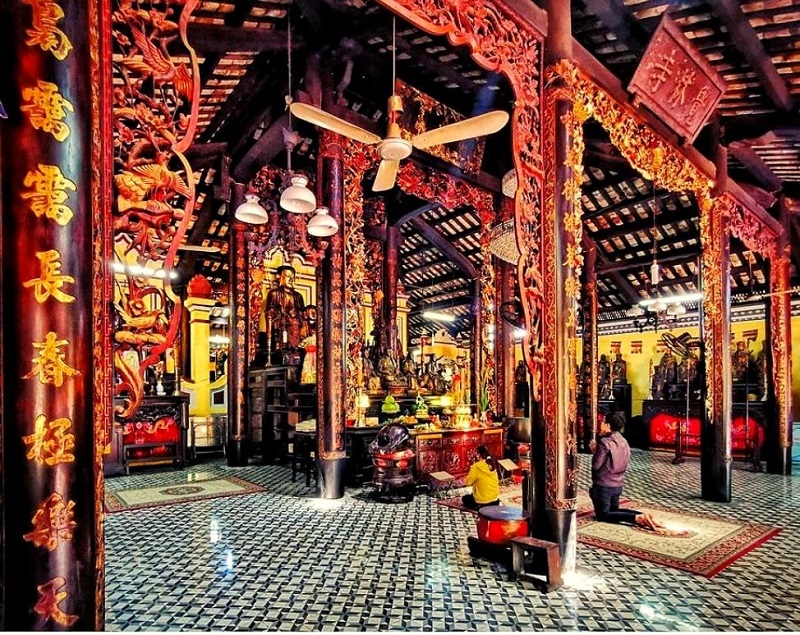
left=105, top=451, right=800, bottom=631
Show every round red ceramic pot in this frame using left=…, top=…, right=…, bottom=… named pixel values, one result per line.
left=476, top=506, right=529, bottom=544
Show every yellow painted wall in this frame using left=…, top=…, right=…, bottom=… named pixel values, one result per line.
left=587, top=317, right=798, bottom=418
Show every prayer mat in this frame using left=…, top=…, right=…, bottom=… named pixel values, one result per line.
left=435, top=485, right=594, bottom=515
left=577, top=500, right=781, bottom=577
left=105, top=476, right=267, bottom=513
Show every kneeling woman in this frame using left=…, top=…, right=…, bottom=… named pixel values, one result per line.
left=461, top=445, right=500, bottom=510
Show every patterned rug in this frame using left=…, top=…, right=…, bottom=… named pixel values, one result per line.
left=577, top=500, right=781, bottom=577
left=105, top=476, right=267, bottom=513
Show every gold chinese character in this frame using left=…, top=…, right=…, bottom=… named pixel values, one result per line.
left=21, top=80, right=73, bottom=142
left=23, top=414, right=76, bottom=466
left=685, top=85, right=711, bottom=124
left=23, top=492, right=77, bottom=550
left=22, top=0, right=73, bottom=60
left=646, top=49, right=677, bottom=93
left=23, top=331, right=81, bottom=387
left=34, top=577, right=78, bottom=627
left=23, top=250, right=75, bottom=303
left=22, top=164, right=76, bottom=226
left=667, top=66, right=696, bottom=108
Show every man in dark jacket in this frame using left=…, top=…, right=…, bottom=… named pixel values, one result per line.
left=589, top=413, right=661, bottom=529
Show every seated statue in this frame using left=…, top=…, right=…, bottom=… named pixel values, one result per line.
left=658, top=350, right=678, bottom=385
left=611, top=352, right=627, bottom=384
left=731, top=341, right=752, bottom=383
left=260, top=265, right=305, bottom=354
left=677, top=351, right=698, bottom=385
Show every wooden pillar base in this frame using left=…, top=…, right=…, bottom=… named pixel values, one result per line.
left=317, top=457, right=346, bottom=499
left=226, top=439, right=249, bottom=467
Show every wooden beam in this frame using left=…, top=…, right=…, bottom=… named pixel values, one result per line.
left=597, top=244, right=700, bottom=274
left=232, top=112, right=290, bottom=183
left=729, top=141, right=782, bottom=192
left=389, top=202, right=439, bottom=228
left=580, top=0, right=649, bottom=57
left=582, top=233, right=639, bottom=305
left=186, top=25, right=304, bottom=54
left=589, top=206, right=697, bottom=243
left=407, top=217, right=478, bottom=280
left=709, top=0, right=795, bottom=113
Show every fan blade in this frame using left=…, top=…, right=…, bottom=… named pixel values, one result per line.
left=373, top=159, right=399, bottom=192
left=411, top=110, right=510, bottom=149
left=290, top=103, right=381, bottom=145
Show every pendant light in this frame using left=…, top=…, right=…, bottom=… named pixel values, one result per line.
left=279, top=10, right=316, bottom=214
left=234, top=193, right=268, bottom=225
left=307, top=206, right=339, bottom=237
left=649, top=185, right=660, bottom=287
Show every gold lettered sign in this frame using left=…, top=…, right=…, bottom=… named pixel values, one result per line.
left=628, top=14, right=726, bottom=143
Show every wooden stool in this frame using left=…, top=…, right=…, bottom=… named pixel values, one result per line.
left=509, top=536, right=563, bottom=592
left=428, top=471, right=455, bottom=498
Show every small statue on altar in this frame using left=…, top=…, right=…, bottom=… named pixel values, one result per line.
left=650, top=360, right=665, bottom=400
left=261, top=265, right=306, bottom=356
left=299, top=305, right=318, bottom=385
left=400, top=351, right=418, bottom=391
left=597, top=354, right=612, bottom=400
left=731, top=340, right=752, bottom=383
left=377, top=348, right=398, bottom=390
left=658, top=349, right=678, bottom=385
left=611, top=352, right=627, bottom=384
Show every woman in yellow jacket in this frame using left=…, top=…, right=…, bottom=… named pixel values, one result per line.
left=461, top=445, right=500, bottom=510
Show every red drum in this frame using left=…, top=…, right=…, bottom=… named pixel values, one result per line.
left=476, top=506, right=529, bottom=545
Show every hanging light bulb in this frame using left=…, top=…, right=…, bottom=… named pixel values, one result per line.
left=280, top=175, right=316, bottom=214
left=650, top=258, right=660, bottom=286
left=234, top=193, right=268, bottom=225
left=307, top=206, right=338, bottom=237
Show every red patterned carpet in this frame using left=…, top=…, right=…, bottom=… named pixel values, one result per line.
left=437, top=490, right=780, bottom=577
left=577, top=500, right=781, bottom=577
left=105, top=475, right=267, bottom=513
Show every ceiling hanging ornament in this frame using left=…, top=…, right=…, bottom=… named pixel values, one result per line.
left=234, top=193, right=268, bottom=225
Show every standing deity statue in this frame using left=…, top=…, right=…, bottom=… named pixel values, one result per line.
left=260, top=265, right=306, bottom=353
left=731, top=340, right=752, bottom=383
left=611, top=352, right=627, bottom=384
left=597, top=354, right=613, bottom=400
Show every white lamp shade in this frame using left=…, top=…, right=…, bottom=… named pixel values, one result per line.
left=651, top=299, right=668, bottom=313
left=307, top=206, right=338, bottom=237
left=234, top=194, right=268, bottom=224
left=627, top=305, right=645, bottom=317
left=280, top=175, right=316, bottom=214
left=666, top=303, right=687, bottom=316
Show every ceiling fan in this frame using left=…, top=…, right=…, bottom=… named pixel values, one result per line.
left=289, top=18, right=509, bottom=192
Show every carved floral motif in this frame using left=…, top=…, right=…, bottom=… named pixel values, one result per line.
left=111, top=0, right=201, bottom=416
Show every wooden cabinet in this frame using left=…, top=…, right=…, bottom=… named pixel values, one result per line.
left=248, top=366, right=315, bottom=463
left=107, top=396, right=189, bottom=475
left=414, top=426, right=504, bottom=479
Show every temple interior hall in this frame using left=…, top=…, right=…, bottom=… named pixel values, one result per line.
left=2, top=0, right=800, bottom=631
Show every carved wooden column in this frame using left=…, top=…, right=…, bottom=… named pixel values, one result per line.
left=471, top=278, right=483, bottom=409
left=228, top=184, right=250, bottom=466
left=699, top=195, right=733, bottom=501
left=532, top=0, right=579, bottom=568
left=581, top=239, right=598, bottom=452
left=767, top=232, right=793, bottom=474
left=2, top=0, right=106, bottom=628
left=383, top=225, right=401, bottom=358
left=495, top=259, right=516, bottom=417
left=495, top=197, right=516, bottom=417
left=316, top=130, right=346, bottom=498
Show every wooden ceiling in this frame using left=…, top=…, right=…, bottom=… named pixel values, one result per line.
left=173, top=0, right=800, bottom=340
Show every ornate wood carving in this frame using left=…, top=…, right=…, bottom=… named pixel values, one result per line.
left=729, top=201, right=779, bottom=261
left=111, top=0, right=201, bottom=417
left=377, top=0, right=544, bottom=414
left=769, top=249, right=793, bottom=454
